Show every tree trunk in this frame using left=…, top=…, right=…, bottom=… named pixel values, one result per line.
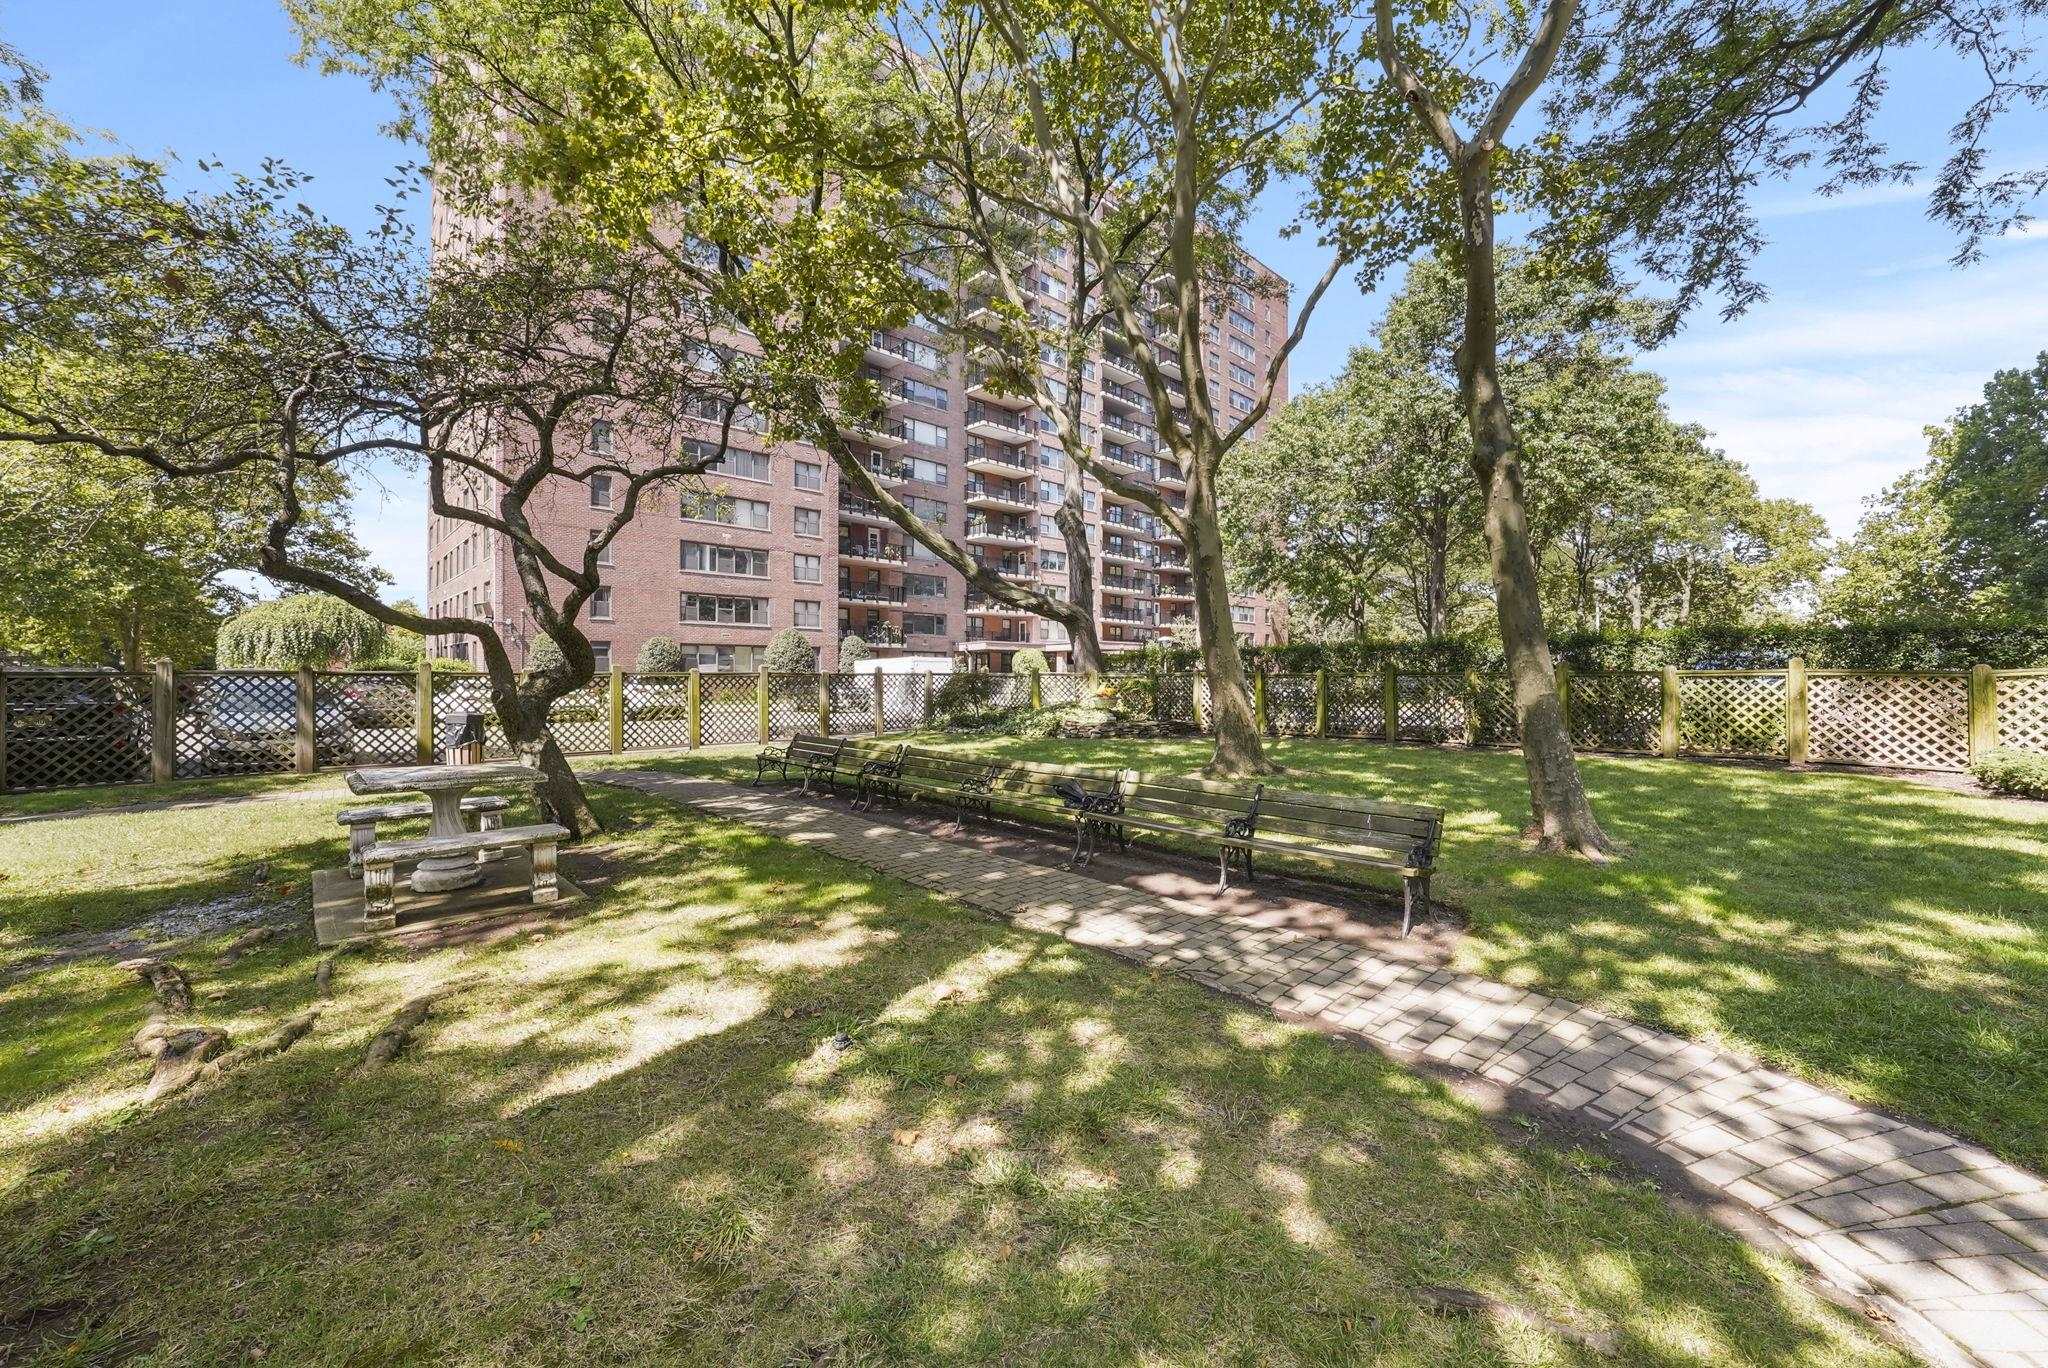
left=1453, top=161, right=1613, bottom=858
left=1629, top=580, right=1644, bottom=631
left=1184, top=465, right=1271, bottom=776
left=488, top=666, right=602, bottom=840
left=1056, top=489, right=1107, bottom=675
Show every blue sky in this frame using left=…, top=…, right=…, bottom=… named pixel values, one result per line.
left=14, top=3, right=2047, bottom=607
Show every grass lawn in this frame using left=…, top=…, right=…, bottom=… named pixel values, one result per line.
left=0, top=777, right=1904, bottom=1364
left=599, top=736, right=2048, bottom=1173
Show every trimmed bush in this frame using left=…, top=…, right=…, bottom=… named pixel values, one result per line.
left=762, top=628, right=816, bottom=673
left=217, top=594, right=385, bottom=669
left=1971, top=747, right=2048, bottom=799
left=1010, top=647, right=1049, bottom=676
left=838, top=634, right=874, bottom=669
left=636, top=636, right=690, bottom=673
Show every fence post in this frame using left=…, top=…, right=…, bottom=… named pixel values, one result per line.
left=817, top=673, right=832, bottom=735
left=1253, top=671, right=1269, bottom=734
left=1659, top=666, right=1681, bottom=759
left=1969, top=663, right=1999, bottom=761
left=294, top=665, right=317, bottom=774
left=608, top=667, right=626, bottom=754
left=0, top=669, right=9, bottom=793
left=757, top=669, right=771, bottom=743
left=687, top=670, right=702, bottom=749
left=1313, top=668, right=1328, bottom=739
left=1554, top=662, right=1572, bottom=738
left=1463, top=669, right=1483, bottom=748
left=1786, top=656, right=1809, bottom=767
left=1028, top=670, right=1043, bottom=711
left=151, top=658, right=175, bottom=784
left=1190, top=672, right=1207, bottom=731
left=872, top=670, right=886, bottom=734
left=414, top=662, right=435, bottom=764
left=921, top=670, right=933, bottom=726
left=1382, top=664, right=1398, bottom=743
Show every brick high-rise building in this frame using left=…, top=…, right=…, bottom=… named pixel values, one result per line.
left=424, top=246, right=1288, bottom=674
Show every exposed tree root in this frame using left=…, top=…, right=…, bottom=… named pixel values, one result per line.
left=1413, top=1286, right=1617, bottom=1355
left=132, top=1018, right=229, bottom=1103
left=218, top=926, right=277, bottom=964
left=116, top=957, right=193, bottom=1013
left=201, top=1008, right=321, bottom=1081
left=358, top=983, right=471, bottom=1071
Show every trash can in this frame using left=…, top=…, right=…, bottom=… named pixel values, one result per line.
left=440, top=711, right=488, bottom=765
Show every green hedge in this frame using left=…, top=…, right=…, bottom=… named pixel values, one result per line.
left=1971, top=747, right=2048, bottom=799
left=1113, top=619, right=2048, bottom=675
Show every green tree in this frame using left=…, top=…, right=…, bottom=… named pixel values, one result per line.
left=0, top=107, right=759, bottom=837
left=636, top=636, right=690, bottom=673
left=217, top=594, right=385, bottom=669
left=837, top=633, right=874, bottom=669
left=763, top=629, right=817, bottom=673
left=1936, top=353, right=2048, bottom=610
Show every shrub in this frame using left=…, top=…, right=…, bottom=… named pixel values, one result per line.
left=928, top=672, right=1005, bottom=728
left=636, top=636, right=690, bottom=673
left=762, top=628, right=817, bottom=673
left=1010, top=647, right=1049, bottom=676
left=838, top=634, right=874, bottom=669
left=217, top=594, right=385, bottom=669
left=526, top=635, right=566, bottom=674
left=1971, top=747, right=2048, bottom=799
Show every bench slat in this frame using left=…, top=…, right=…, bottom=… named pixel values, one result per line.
left=363, top=822, right=569, bottom=864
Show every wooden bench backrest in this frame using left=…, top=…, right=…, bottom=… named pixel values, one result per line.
left=1117, top=772, right=1443, bottom=853
left=785, top=734, right=844, bottom=762
left=983, top=755, right=1120, bottom=808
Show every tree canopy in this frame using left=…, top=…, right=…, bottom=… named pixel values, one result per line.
left=216, top=594, right=386, bottom=670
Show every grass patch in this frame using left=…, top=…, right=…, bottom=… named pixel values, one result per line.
left=0, top=782, right=1903, bottom=1363
left=646, top=734, right=2047, bottom=1172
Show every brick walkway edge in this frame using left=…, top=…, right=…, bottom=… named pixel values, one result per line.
left=606, top=773, right=2048, bottom=1367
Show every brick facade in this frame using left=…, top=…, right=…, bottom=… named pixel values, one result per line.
left=425, top=252, right=1289, bottom=674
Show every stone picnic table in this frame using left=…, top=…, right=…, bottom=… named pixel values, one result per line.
left=345, top=760, right=542, bottom=894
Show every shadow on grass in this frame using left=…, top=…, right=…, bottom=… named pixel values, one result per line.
left=619, top=735, right=2048, bottom=1171
left=1, top=787, right=1905, bottom=1364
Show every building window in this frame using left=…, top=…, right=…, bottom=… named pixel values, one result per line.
left=589, top=419, right=614, bottom=455
left=906, top=494, right=948, bottom=523
left=1228, top=335, right=1256, bottom=362
left=794, top=460, right=824, bottom=491
left=1039, top=515, right=1059, bottom=537
left=793, top=553, right=821, bottom=584
left=904, top=612, right=945, bottom=636
left=589, top=531, right=612, bottom=567
left=681, top=542, right=770, bottom=577
left=906, top=456, right=949, bottom=485
left=590, top=586, right=613, bottom=621
left=1228, top=308, right=1256, bottom=335
left=684, top=643, right=742, bottom=671
left=590, top=639, right=612, bottom=672
left=1040, top=549, right=1067, bottom=572
left=1039, top=447, right=1065, bottom=470
left=1040, top=480, right=1063, bottom=504
left=707, top=447, right=772, bottom=482
left=686, top=495, right=772, bottom=530
left=794, top=506, right=821, bottom=537
left=681, top=594, right=771, bottom=626
left=1230, top=390, right=1255, bottom=414
left=905, top=572, right=946, bottom=599
left=588, top=473, right=614, bottom=509
left=1229, top=362, right=1257, bottom=387
left=794, top=600, right=821, bottom=629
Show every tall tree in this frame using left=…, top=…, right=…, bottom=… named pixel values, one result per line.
left=0, top=112, right=756, bottom=835
left=1936, top=352, right=2048, bottom=609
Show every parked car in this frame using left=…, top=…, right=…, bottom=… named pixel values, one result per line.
left=4, top=677, right=150, bottom=786
left=181, top=676, right=352, bottom=776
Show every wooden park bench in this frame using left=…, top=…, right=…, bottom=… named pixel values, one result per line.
left=339, top=795, right=513, bottom=875
left=858, top=747, right=1124, bottom=833
left=752, top=734, right=848, bottom=793
left=1077, top=772, right=1445, bottom=935
left=360, top=823, right=570, bottom=929
left=842, top=741, right=908, bottom=811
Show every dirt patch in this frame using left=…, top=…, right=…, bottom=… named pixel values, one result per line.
left=5, top=892, right=292, bottom=984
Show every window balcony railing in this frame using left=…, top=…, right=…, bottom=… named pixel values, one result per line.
left=840, top=623, right=906, bottom=645
left=839, top=540, right=907, bottom=563
left=838, top=580, right=908, bottom=604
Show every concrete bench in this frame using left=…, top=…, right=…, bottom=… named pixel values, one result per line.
left=360, top=822, right=569, bottom=929
left=339, top=795, right=514, bottom=874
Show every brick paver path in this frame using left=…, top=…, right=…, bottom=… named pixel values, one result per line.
left=609, top=773, right=2048, bottom=1366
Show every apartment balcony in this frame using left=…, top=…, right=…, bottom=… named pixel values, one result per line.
left=1101, top=574, right=1158, bottom=596
left=839, top=540, right=907, bottom=565
left=1153, top=462, right=1187, bottom=490
left=1104, top=509, right=1158, bottom=538
left=855, top=455, right=911, bottom=488
left=963, top=441, right=1032, bottom=477
left=966, top=517, right=1035, bottom=548
left=1100, top=541, right=1149, bottom=566
left=1099, top=350, right=1141, bottom=386
left=1099, top=379, right=1152, bottom=416
left=966, top=595, right=1033, bottom=618
left=966, top=402, right=1035, bottom=445
left=964, top=478, right=1034, bottom=513
left=963, top=626, right=1032, bottom=646
left=837, top=491, right=940, bottom=529
left=1157, top=586, right=1195, bottom=603
left=1100, top=605, right=1159, bottom=626
left=1153, top=347, right=1183, bottom=380
left=972, top=556, right=1037, bottom=582
left=847, top=416, right=910, bottom=450
left=840, top=623, right=907, bottom=647
left=966, top=366, right=1032, bottom=409
left=838, top=580, right=908, bottom=604
left=866, top=332, right=912, bottom=368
